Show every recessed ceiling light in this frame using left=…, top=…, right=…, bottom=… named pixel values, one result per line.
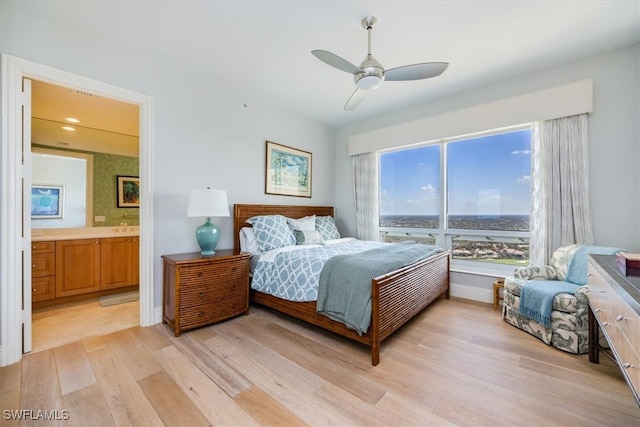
left=61, top=126, right=76, bottom=131
left=65, top=117, right=80, bottom=123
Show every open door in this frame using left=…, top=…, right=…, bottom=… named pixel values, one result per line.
left=22, top=78, right=33, bottom=353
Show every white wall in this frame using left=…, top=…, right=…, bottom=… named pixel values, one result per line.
left=334, top=43, right=640, bottom=300
left=0, top=3, right=335, bottom=309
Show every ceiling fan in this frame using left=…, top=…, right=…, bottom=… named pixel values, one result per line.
left=312, top=16, right=448, bottom=111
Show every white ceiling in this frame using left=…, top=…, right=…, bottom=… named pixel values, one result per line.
left=25, top=1, right=640, bottom=130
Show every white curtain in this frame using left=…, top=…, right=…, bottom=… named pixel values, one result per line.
left=352, top=152, right=380, bottom=241
left=529, top=113, right=594, bottom=265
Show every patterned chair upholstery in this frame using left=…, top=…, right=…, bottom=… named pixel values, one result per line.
left=502, top=245, right=591, bottom=354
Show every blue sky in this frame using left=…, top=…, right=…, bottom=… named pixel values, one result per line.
left=380, top=128, right=531, bottom=216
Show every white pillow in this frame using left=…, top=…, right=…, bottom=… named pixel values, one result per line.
left=286, top=215, right=316, bottom=231
left=239, top=227, right=262, bottom=255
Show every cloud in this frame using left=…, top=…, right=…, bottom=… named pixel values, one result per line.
left=517, top=175, right=530, bottom=183
left=511, top=150, right=531, bottom=155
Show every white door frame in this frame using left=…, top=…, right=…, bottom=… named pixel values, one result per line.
left=1, top=54, right=155, bottom=366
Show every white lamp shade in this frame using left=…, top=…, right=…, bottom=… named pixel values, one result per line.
left=187, top=188, right=230, bottom=218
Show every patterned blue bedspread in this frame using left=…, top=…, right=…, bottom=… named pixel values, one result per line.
left=251, top=238, right=388, bottom=301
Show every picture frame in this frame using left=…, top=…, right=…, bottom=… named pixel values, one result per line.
left=116, top=175, right=140, bottom=208
left=265, top=141, right=312, bottom=198
left=31, top=185, right=64, bottom=219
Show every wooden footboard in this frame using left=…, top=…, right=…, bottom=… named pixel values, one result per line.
left=234, top=203, right=451, bottom=365
left=250, top=250, right=450, bottom=365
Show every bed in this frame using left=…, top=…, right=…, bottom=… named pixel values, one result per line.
left=233, top=203, right=450, bottom=365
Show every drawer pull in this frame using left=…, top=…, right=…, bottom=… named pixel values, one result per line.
left=198, top=291, right=205, bottom=297
left=231, top=284, right=237, bottom=291
left=197, top=271, right=204, bottom=277
left=597, top=289, right=606, bottom=293
left=32, top=264, right=36, bottom=269
left=595, top=308, right=601, bottom=313
left=231, top=302, right=237, bottom=309
left=602, top=322, right=609, bottom=327
left=615, top=315, right=626, bottom=321
left=33, top=288, right=37, bottom=293
left=232, top=266, right=237, bottom=272
left=198, top=311, right=205, bottom=318
left=622, top=363, right=633, bottom=369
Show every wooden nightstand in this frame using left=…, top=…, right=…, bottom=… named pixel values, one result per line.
left=162, top=249, right=251, bottom=336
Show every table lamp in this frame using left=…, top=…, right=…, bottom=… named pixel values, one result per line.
left=187, top=188, right=229, bottom=256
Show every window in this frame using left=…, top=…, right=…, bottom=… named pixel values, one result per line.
left=380, top=127, right=531, bottom=271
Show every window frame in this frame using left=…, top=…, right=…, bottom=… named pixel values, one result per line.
left=378, top=124, right=532, bottom=275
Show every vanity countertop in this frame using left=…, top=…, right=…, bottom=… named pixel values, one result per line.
left=31, top=227, right=139, bottom=242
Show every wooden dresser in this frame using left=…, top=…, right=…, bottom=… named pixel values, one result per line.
left=588, top=254, right=640, bottom=406
left=162, top=250, right=251, bottom=336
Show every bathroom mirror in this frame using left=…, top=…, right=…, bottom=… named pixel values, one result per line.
left=32, top=147, right=93, bottom=228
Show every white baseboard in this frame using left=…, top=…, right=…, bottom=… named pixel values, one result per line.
left=450, top=282, right=493, bottom=304
left=152, top=306, right=163, bottom=325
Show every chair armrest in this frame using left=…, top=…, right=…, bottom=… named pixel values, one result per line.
left=513, top=265, right=559, bottom=280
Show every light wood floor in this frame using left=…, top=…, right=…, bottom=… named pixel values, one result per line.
left=31, top=298, right=139, bottom=353
left=1, top=297, right=638, bottom=426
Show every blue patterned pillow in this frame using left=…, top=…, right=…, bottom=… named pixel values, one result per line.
left=315, top=216, right=340, bottom=240
left=246, top=215, right=296, bottom=251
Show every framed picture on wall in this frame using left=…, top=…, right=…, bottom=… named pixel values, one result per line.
left=31, top=184, right=64, bottom=219
left=117, top=175, right=140, bottom=208
left=265, top=141, right=312, bottom=198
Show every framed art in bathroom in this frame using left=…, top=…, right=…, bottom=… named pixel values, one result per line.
left=117, top=175, right=140, bottom=208
left=31, top=184, right=64, bottom=219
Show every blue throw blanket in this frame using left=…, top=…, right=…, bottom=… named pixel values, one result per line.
left=316, top=243, right=442, bottom=335
left=519, top=280, right=579, bottom=327
left=520, top=245, right=622, bottom=327
left=564, top=245, right=622, bottom=285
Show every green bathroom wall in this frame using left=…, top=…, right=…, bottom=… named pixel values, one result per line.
left=93, top=152, right=139, bottom=226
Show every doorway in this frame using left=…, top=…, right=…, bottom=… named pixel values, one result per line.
left=30, top=79, right=140, bottom=352
left=1, top=54, right=154, bottom=366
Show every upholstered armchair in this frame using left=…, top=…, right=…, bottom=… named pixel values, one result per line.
left=502, top=244, right=620, bottom=354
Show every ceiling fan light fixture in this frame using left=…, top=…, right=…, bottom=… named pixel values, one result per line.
left=356, top=74, right=384, bottom=90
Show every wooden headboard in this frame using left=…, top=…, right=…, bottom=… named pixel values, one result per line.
left=233, top=204, right=334, bottom=252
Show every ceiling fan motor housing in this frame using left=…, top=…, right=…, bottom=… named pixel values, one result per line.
left=355, top=54, right=385, bottom=90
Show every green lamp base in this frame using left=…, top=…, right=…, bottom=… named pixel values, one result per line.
left=195, top=217, right=220, bottom=256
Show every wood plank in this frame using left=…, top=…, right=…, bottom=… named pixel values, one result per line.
left=53, top=342, right=96, bottom=395
left=105, top=328, right=162, bottom=381
left=155, top=324, right=252, bottom=397
left=19, top=350, right=65, bottom=426
left=62, top=383, right=115, bottom=427
left=154, top=345, right=259, bottom=426
left=232, top=320, right=387, bottom=404
left=234, top=385, right=309, bottom=427
left=200, top=334, right=355, bottom=426
left=87, top=347, right=163, bottom=426
left=138, top=371, right=210, bottom=426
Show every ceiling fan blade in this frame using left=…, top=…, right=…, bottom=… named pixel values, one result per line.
left=385, top=62, right=449, bottom=81
left=344, top=88, right=365, bottom=111
left=312, top=50, right=362, bottom=75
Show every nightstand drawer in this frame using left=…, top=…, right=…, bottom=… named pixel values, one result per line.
left=180, top=281, right=246, bottom=306
left=179, top=295, right=248, bottom=329
left=179, top=259, right=248, bottom=289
